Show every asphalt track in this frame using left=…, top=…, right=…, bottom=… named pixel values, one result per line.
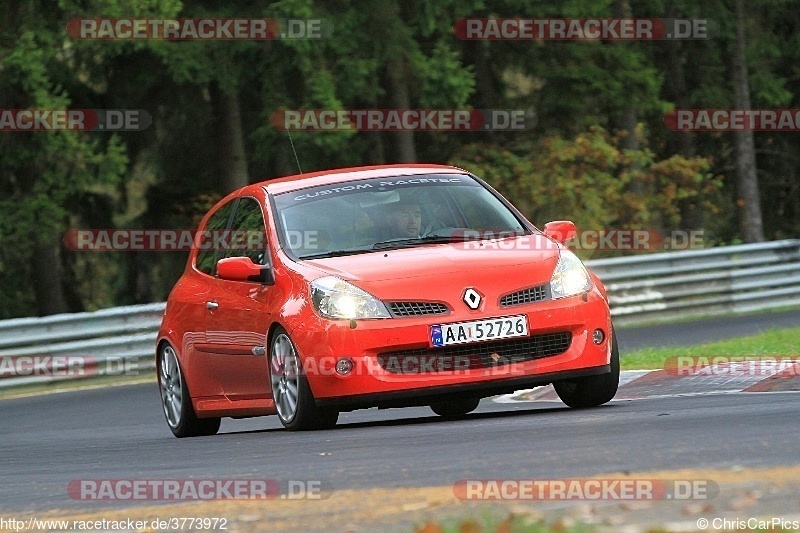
left=1, top=309, right=798, bottom=515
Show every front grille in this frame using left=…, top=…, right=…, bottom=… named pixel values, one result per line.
left=378, top=332, right=572, bottom=373
left=388, top=301, right=450, bottom=317
left=499, top=284, right=550, bottom=307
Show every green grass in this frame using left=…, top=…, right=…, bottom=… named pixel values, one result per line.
left=621, top=327, right=800, bottom=370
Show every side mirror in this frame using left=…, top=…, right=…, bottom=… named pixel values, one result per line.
left=543, top=221, right=577, bottom=244
left=217, top=257, right=275, bottom=285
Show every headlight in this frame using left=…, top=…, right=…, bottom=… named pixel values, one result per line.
left=550, top=249, right=592, bottom=299
left=310, top=276, right=391, bottom=319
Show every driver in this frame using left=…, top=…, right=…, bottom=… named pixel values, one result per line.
left=384, top=197, right=422, bottom=239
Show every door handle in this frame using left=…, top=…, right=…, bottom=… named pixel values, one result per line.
left=205, top=301, right=219, bottom=310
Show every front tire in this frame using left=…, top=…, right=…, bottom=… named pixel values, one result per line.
left=158, top=344, right=221, bottom=438
left=553, top=329, right=620, bottom=408
left=269, top=328, right=338, bottom=431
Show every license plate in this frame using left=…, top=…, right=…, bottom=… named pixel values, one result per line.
left=431, top=315, right=528, bottom=347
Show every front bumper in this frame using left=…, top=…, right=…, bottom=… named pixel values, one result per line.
left=315, top=365, right=610, bottom=409
left=290, top=287, right=612, bottom=408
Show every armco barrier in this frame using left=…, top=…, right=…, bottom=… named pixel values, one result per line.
left=587, top=239, right=800, bottom=326
left=0, top=303, right=164, bottom=389
left=0, top=240, right=798, bottom=389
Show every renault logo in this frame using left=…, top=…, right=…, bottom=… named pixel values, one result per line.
left=463, top=288, right=482, bottom=310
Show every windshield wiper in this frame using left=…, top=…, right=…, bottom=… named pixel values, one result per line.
left=372, top=235, right=455, bottom=250
left=299, top=248, right=370, bottom=259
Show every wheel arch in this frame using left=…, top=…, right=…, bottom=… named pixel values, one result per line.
left=266, top=319, right=329, bottom=399
left=156, top=337, right=173, bottom=359
left=266, top=321, right=289, bottom=357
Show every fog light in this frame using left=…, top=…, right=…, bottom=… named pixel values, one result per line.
left=335, top=357, right=354, bottom=376
left=593, top=329, right=605, bottom=345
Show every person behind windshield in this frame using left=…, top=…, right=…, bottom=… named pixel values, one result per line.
left=383, top=197, right=422, bottom=239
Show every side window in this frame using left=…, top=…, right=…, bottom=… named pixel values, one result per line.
left=196, top=200, right=236, bottom=276
left=227, top=197, right=268, bottom=265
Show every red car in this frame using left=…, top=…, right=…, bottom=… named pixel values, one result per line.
left=157, top=164, right=618, bottom=437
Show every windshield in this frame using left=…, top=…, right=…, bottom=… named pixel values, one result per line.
left=272, top=174, right=529, bottom=259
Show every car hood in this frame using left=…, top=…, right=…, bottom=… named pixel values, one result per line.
left=297, top=234, right=562, bottom=299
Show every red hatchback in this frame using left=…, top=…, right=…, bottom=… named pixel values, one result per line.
left=157, top=164, right=618, bottom=437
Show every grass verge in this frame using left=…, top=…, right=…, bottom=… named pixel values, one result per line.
left=621, top=327, right=800, bottom=370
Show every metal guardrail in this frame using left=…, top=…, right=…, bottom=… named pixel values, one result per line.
left=586, top=239, right=800, bottom=326
left=0, top=303, right=165, bottom=389
left=0, top=240, right=798, bottom=389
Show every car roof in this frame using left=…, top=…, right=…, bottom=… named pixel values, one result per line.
left=257, top=164, right=468, bottom=195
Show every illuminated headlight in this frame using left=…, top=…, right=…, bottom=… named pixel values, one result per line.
left=550, top=250, right=592, bottom=299
left=310, top=276, right=391, bottom=320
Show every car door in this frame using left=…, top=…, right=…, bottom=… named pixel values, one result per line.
left=203, top=196, right=272, bottom=401
left=184, top=198, right=237, bottom=399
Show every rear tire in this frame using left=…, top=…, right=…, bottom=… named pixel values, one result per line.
left=158, top=344, right=221, bottom=438
left=430, top=397, right=480, bottom=417
left=553, top=328, right=620, bottom=408
left=269, top=328, right=339, bottom=431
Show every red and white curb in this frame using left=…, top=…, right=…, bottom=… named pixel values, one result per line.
left=496, top=361, right=800, bottom=403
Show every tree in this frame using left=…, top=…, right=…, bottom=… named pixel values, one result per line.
left=0, top=1, right=128, bottom=316
left=731, top=0, right=765, bottom=242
